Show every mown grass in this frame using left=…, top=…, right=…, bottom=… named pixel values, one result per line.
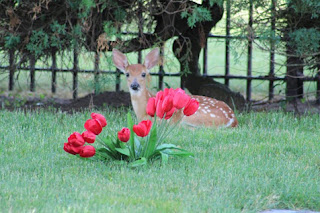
left=1, top=109, right=319, bottom=212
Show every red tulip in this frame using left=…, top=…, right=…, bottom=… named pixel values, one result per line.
left=133, top=120, right=152, bottom=137
left=79, top=145, right=96, bottom=158
left=84, top=119, right=102, bottom=135
left=91, top=113, right=107, bottom=127
left=146, top=97, right=156, bottom=117
left=183, top=98, right=199, bottom=116
left=155, top=91, right=164, bottom=106
left=165, top=107, right=176, bottom=120
left=63, top=142, right=82, bottom=155
left=141, top=120, right=152, bottom=134
left=173, top=90, right=190, bottom=109
left=82, top=131, right=96, bottom=143
left=163, top=88, right=174, bottom=96
left=162, top=95, right=173, bottom=113
left=118, top=127, right=130, bottom=142
left=68, top=132, right=85, bottom=147
left=156, top=100, right=165, bottom=118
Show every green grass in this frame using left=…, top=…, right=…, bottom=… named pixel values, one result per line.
left=1, top=109, right=320, bottom=212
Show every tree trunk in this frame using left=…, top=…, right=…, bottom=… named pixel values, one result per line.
left=172, top=2, right=246, bottom=110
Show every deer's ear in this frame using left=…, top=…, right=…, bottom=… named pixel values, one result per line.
left=112, top=49, right=128, bottom=72
left=144, top=48, right=160, bottom=71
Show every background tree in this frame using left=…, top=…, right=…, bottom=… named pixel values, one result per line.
left=1, top=0, right=319, bottom=105
left=228, top=0, right=320, bottom=102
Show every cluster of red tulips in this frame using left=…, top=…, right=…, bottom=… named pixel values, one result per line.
left=146, top=88, right=199, bottom=119
left=64, top=112, right=154, bottom=158
left=63, top=113, right=107, bottom=157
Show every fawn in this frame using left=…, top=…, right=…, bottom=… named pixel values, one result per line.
left=112, top=48, right=238, bottom=128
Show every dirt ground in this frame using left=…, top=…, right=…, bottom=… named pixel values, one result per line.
left=1, top=91, right=320, bottom=115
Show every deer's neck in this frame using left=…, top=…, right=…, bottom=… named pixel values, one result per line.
left=130, top=89, right=153, bottom=121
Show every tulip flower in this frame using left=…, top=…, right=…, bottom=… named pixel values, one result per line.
left=173, top=90, right=190, bottom=109
left=68, top=132, right=85, bottom=147
left=118, top=127, right=130, bottom=142
left=63, top=142, right=82, bottom=155
left=155, top=91, right=164, bottom=106
left=133, top=120, right=152, bottom=137
left=165, top=107, right=176, bottom=120
left=146, top=97, right=156, bottom=117
left=156, top=100, right=165, bottom=118
left=141, top=120, right=152, bottom=134
left=183, top=99, right=199, bottom=116
left=82, top=131, right=96, bottom=143
left=162, top=95, right=173, bottom=113
left=91, top=113, right=107, bottom=127
left=84, top=119, right=102, bottom=135
left=79, top=145, right=96, bottom=158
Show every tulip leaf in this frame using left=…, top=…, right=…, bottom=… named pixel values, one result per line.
left=134, top=137, right=142, bottom=156
left=143, top=124, right=157, bottom=159
left=101, top=137, right=116, bottom=152
left=160, top=151, right=169, bottom=165
left=161, top=148, right=194, bottom=157
left=115, top=147, right=130, bottom=156
left=97, top=148, right=117, bottom=159
left=127, top=112, right=135, bottom=160
left=156, top=144, right=178, bottom=151
left=128, top=157, right=147, bottom=168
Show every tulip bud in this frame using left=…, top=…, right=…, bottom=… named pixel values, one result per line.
left=133, top=120, right=152, bottom=137
left=79, top=146, right=96, bottom=158
left=82, top=131, right=96, bottom=143
left=162, top=95, right=173, bottom=113
left=173, top=90, right=190, bottom=109
left=91, top=113, right=107, bottom=127
left=146, top=97, right=156, bottom=117
left=84, top=119, right=103, bottom=135
left=118, top=127, right=130, bottom=142
left=183, top=99, right=199, bottom=116
left=68, top=132, right=85, bottom=147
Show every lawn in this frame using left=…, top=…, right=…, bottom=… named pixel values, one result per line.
left=1, top=109, right=319, bottom=212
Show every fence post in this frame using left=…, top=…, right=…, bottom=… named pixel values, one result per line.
left=9, top=50, right=15, bottom=91
left=138, top=1, right=143, bottom=64
left=73, top=48, right=79, bottom=99
left=51, top=50, right=57, bottom=93
left=158, top=44, right=164, bottom=90
left=203, top=39, right=208, bottom=76
left=268, top=0, right=276, bottom=101
left=317, top=71, right=320, bottom=104
left=30, top=54, right=36, bottom=92
left=225, top=0, right=231, bottom=86
left=94, top=52, right=100, bottom=94
left=246, top=0, right=253, bottom=102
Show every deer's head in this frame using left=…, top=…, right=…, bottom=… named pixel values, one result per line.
left=112, top=48, right=159, bottom=96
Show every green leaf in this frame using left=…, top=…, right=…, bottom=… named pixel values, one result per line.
left=160, top=151, right=169, bottom=165
left=115, top=147, right=130, bottom=156
left=134, top=137, right=142, bottom=156
left=156, top=144, right=178, bottom=151
left=127, top=112, right=135, bottom=159
left=161, top=148, right=194, bottom=157
left=128, top=157, right=147, bottom=168
left=101, top=137, right=116, bottom=152
left=143, top=124, right=157, bottom=159
left=97, top=147, right=116, bottom=159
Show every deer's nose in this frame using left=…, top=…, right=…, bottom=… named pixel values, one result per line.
left=130, top=82, right=140, bottom=91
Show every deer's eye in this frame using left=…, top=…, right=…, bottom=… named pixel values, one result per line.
left=125, top=73, right=130, bottom=77
left=141, top=72, right=146, bottom=78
